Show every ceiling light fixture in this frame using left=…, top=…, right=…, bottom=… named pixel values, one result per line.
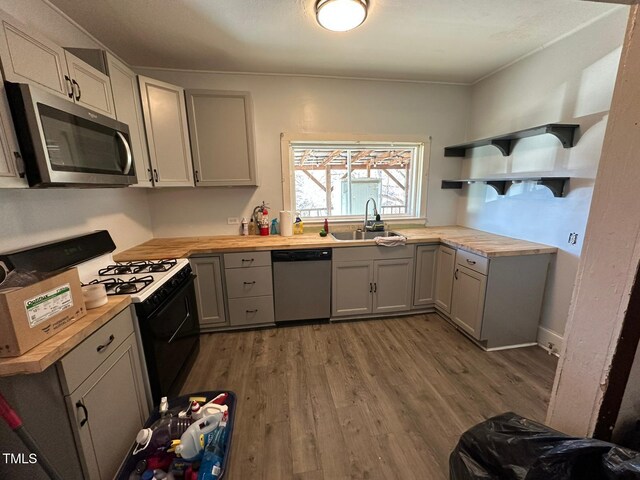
left=316, top=0, right=368, bottom=32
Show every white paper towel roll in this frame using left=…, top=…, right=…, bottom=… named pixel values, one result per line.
left=280, top=211, right=293, bottom=236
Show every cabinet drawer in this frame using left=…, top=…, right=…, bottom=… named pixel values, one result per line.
left=57, top=307, right=134, bottom=395
left=224, top=251, right=271, bottom=268
left=456, top=249, right=489, bottom=275
left=228, top=296, right=274, bottom=326
left=225, top=266, right=273, bottom=299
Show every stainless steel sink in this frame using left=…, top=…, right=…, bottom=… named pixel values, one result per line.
left=330, top=230, right=401, bottom=241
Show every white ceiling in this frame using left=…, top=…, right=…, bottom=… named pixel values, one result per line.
left=48, top=0, right=623, bottom=84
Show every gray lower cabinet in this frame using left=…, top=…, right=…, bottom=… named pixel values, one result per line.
left=190, top=256, right=227, bottom=329
left=450, top=265, right=486, bottom=338
left=223, top=252, right=275, bottom=327
left=332, top=246, right=415, bottom=318
left=0, top=306, right=149, bottom=480
left=434, top=245, right=456, bottom=314
left=413, top=244, right=438, bottom=308
left=446, top=249, right=551, bottom=350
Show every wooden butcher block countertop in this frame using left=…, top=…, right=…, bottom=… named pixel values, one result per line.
left=114, top=226, right=556, bottom=261
left=0, top=297, right=131, bottom=377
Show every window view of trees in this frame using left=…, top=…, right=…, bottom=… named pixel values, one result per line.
left=293, top=145, right=419, bottom=219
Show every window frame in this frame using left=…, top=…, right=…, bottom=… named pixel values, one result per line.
left=280, top=133, right=431, bottom=223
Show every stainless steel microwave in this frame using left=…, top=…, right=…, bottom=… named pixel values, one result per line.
left=5, top=82, right=136, bottom=187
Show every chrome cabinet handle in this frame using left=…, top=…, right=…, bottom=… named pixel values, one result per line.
left=153, top=169, right=159, bottom=183
left=96, top=334, right=115, bottom=353
left=246, top=309, right=258, bottom=313
left=454, top=269, right=459, bottom=280
left=466, top=259, right=476, bottom=265
left=72, top=79, right=81, bottom=100
left=116, top=131, right=133, bottom=174
left=64, top=75, right=73, bottom=98
left=243, top=281, right=256, bottom=285
left=76, top=401, right=89, bottom=427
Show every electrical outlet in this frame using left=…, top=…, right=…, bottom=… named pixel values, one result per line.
left=227, top=217, right=240, bottom=225
left=568, top=232, right=578, bottom=245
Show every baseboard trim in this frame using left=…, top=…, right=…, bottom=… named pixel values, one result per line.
left=537, top=326, right=564, bottom=356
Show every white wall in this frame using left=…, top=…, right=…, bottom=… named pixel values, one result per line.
left=0, top=0, right=154, bottom=253
left=455, top=8, right=628, bottom=341
left=135, top=69, right=470, bottom=236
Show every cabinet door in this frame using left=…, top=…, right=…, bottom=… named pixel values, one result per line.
left=185, top=90, right=257, bottom=186
left=106, top=53, right=152, bottom=187
left=373, top=258, right=413, bottom=314
left=64, top=51, right=115, bottom=118
left=139, top=76, right=194, bottom=187
left=0, top=12, right=69, bottom=99
left=413, top=245, right=437, bottom=307
left=67, top=334, right=147, bottom=480
left=332, top=260, right=373, bottom=317
left=0, top=70, right=26, bottom=187
left=191, top=257, right=227, bottom=328
left=451, top=265, right=487, bottom=339
left=434, top=245, right=456, bottom=314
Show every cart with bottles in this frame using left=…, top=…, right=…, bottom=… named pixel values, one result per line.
left=116, top=390, right=236, bottom=480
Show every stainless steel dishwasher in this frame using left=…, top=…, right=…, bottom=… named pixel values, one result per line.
left=272, top=249, right=332, bottom=322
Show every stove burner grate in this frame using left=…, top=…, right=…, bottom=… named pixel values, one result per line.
left=98, top=259, right=177, bottom=276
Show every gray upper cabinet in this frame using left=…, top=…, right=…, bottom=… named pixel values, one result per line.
left=106, top=53, right=152, bottom=187
left=190, top=256, right=227, bottom=329
left=139, top=76, right=194, bottom=187
left=185, top=90, right=258, bottom=186
left=0, top=69, right=26, bottom=187
left=0, top=11, right=115, bottom=118
left=0, top=11, right=69, bottom=98
left=434, top=245, right=456, bottom=314
left=413, top=244, right=438, bottom=307
left=64, top=50, right=115, bottom=118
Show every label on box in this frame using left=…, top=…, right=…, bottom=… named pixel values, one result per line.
left=24, top=284, right=73, bottom=328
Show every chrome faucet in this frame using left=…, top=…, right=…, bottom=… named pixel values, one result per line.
left=363, top=197, right=378, bottom=231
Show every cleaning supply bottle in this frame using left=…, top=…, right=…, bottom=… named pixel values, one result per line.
left=133, top=416, right=191, bottom=455
left=174, top=412, right=223, bottom=462
left=241, top=218, right=248, bottom=236
left=159, top=397, right=169, bottom=418
left=293, top=213, right=304, bottom=235
left=270, top=218, right=279, bottom=235
left=198, top=413, right=228, bottom=480
left=248, top=218, right=256, bottom=235
left=323, top=218, right=329, bottom=233
left=192, top=395, right=228, bottom=421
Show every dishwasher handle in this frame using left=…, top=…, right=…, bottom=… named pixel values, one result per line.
left=272, top=249, right=332, bottom=262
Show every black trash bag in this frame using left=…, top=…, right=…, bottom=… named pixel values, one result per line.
left=449, top=412, right=640, bottom=480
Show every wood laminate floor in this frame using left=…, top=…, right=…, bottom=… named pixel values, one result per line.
left=180, top=313, right=558, bottom=480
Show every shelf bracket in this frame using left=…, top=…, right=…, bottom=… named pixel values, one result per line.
left=536, top=178, right=567, bottom=197
left=484, top=180, right=507, bottom=195
left=545, top=125, right=577, bottom=149
left=489, top=139, right=512, bottom=156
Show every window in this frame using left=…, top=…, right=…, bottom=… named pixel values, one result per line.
left=287, top=140, right=427, bottom=220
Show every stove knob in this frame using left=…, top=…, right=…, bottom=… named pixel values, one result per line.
left=152, top=293, right=162, bottom=305
left=170, top=278, right=180, bottom=288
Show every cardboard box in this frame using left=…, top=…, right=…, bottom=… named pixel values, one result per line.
left=0, top=268, right=86, bottom=357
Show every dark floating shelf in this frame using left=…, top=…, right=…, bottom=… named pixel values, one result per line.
left=441, top=177, right=570, bottom=197
left=444, top=123, right=579, bottom=157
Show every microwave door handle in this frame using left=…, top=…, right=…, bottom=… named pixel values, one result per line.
left=116, top=131, right=133, bottom=175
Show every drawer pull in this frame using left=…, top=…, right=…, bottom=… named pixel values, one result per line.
left=243, top=281, right=256, bottom=285
left=96, top=334, right=115, bottom=353
left=466, top=259, right=477, bottom=265
left=454, top=268, right=459, bottom=280
left=246, top=309, right=258, bottom=313
left=76, top=401, right=89, bottom=427
left=241, top=258, right=254, bottom=263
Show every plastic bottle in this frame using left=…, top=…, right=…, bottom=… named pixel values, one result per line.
left=198, top=414, right=228, bottom=480
left=323, top=218, right=329, bottom=233
left=159, top=397, right=169, bottom=418
left=174, top=412, right=223, bottom=462
left=133, top=416, right=192, bottom=455
left=293, top=214, right=304, bottom=235
left=193, top=397, right=228, bottom=421
left=241, top=218, right=248, bottom=236
left=248, top=218, right=256, bottom=235
left=270, top=218, right=279, bottom=235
